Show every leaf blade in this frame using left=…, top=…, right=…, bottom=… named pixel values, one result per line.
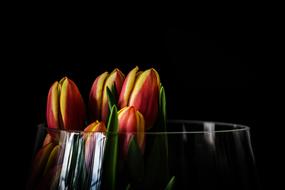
left=127, top=137, right=144, bottom=187
left=165, top=176, right=176, bottom=190
left=144, top=84, right=169, bottom=189
left=102, top=105, right=119, bottom=190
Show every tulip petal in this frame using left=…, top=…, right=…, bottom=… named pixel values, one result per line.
left=43, top=145, right=60, bottom=176
left=84, top=121, right=106, bottom=139
left=29, top=143, right=55, bottom=188
left=46, top=82, right=60, bottom=129
left=152, top=68, right=160, bottom=87
left=89, top=72, right=109, bottom=121
left=118, top=106, right=137, bottom=133
left=118, top=66, right=139, bottom=108
left=135, top=110, right=145, bottom=151
left=60, top=77, right=86, bottom=130
left=84, top=121, right=106, bottom=171
left=84, top=121, right=99, bottom=132
left=129, top=68, right=160, bottom=129
left=101, top=69, right=125, bottom=122
left=102, top=105, right=119, bottom=190
left=118, top=106, right=145, bottom=156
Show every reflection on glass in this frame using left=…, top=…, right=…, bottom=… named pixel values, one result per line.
left=27, top=121, right=260, bottom=190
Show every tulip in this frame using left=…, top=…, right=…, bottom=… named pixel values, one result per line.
left=43, top=145, right=61, bottom=176
left=84, top=121, right=106, bottom=170
left=118, top=67, right=160, bottom=129
left=46, top=77, right=86, bottom=130
left=89, top=68, right=125, bottom=123
left=118, top=106, right=145, bottom=156
left=33, top=143, right=55, bottom=175
left=84, top=121, right=106, bottom=133
left=28, top=143, right=55, bottom=188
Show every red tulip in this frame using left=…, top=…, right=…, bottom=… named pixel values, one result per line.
left=118, top=106, right=145, bottom=156
left=46, top=77, right=86, bottom=130
left=89, top=69, right=125, bottom=123
left=118, top=67, right=160, bottom=129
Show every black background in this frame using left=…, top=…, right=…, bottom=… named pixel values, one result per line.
left=4, top=5, right=276, bottom=189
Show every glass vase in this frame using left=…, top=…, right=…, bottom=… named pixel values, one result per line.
left=27, top=120, right=259, bottom=190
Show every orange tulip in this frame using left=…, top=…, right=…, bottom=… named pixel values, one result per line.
left=84, top=121, right=106, bottom=170
left=118, top=106, right=145, bottom=156
left=118, top=67, right=160, bottom=129
left=89, top=69, right=125, bottom=123
left=46, top=77, right=86, bottom=130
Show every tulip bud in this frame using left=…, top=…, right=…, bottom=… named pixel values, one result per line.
left=84, top=121, right=106, bottom=133
left=118, top=67, right=160, bottom=129
left=84, top=121, right=106, bottom=170
left=89, top=69, right=125, bottom=123
left=118, top=106, right=145, bottom=156
left=46, top=77, right=86, bottom=130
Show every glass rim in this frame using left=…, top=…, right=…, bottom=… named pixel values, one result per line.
left=38, top=120, right=250, bottom=135
left=167, top=119, right=250, bottom=133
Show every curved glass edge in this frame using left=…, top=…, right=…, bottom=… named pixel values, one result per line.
left=38, top=120, right=250, bottom=134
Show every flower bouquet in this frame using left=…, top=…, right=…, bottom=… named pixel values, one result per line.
left=27, top=67, right=259, bottom=190
left=28, top=67, right=175, bottom=190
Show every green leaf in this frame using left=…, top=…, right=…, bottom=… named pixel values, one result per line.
left=144, top=135, right=169, bottom=189
left=144, top=84, right=169, bottom=189
left=107, top=87, right=117, bottom=113
left=165, top=176, right=176, bottom=190
left=106, top=86, right=117, bottom=126
left=102, top=105, right=119, bottom=190
left=159, top=84, right=167, bottom=129
left=106, top=105, right=119, bottom=134
left=111, top=83, right=118, bottom=100
left=127, top=137, right=144, bottom=186
left=159, top=84, right=168, bottom=158
left=125, top=184, right=131, bottom=190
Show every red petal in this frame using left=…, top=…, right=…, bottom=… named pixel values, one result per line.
left=101, top=69, right=125, bottom=122
left=60, top=77, right=86, bottom=130
left=89, top=72, right=109, bottom=122
left=118, top=66, right=139, bottom=108
left=46, top=82, right=60, bottom=129
left=118, top=106, right=144, bottom=156
left=129, top=69, right=160, bottom=129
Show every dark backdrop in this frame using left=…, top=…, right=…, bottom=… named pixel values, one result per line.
left=5, top=8, right=274, bottom=189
